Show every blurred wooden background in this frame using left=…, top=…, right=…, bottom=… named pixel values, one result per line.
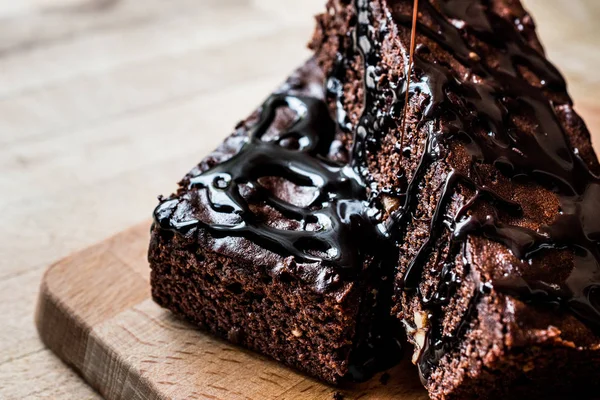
left=1, top=0, right=599, bottom=398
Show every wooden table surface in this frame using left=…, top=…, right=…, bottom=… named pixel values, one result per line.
left=2, top=1, right=599, bottom=398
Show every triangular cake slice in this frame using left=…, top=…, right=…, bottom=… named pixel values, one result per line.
left=148, top=59, right=402, bottom=383
left=311, top=0, right=600, bottom=398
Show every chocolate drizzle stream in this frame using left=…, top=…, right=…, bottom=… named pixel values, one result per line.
left=399, top=0, right=420, bottom=160
left=353, top=0, right=600, bottom=383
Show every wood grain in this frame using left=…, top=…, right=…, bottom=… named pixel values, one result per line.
left=36, top=223, right=429, bottom=400
left=3, top=0, right=600, bottom=398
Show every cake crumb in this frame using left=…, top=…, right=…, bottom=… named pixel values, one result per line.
left=379, top=372, right=391, bottom=385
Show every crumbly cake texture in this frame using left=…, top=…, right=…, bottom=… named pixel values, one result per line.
left=311, top=0, right=600, bottom=399
left=149, top=59, right=401, bottom=384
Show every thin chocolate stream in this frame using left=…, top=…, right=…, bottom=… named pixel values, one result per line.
left=399, top=0, right=420, bottom=160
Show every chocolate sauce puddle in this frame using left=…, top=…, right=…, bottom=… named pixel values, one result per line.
left=353, top=0, right=600, bottom=383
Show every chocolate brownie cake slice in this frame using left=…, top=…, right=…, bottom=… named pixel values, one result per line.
left=148, top=59, right=402, bottom=384
left=311, top=0, right=600, bottom=398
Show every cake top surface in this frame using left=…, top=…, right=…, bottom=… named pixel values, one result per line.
left=153, top=60, right=389, bottom=295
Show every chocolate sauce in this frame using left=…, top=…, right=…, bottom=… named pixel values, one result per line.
left=399, top=0, right=420, bottom=159
left=154, top=93, right=385, bottom=287
left=352, top=0, right=600, bottom=383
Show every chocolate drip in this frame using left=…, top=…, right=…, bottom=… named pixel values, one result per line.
left=154, top=94, right=382, bottom=283
left=353, top=0, right=600, bottom=383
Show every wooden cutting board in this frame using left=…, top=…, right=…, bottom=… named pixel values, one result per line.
left=35, top=222, right=428, bottom=400
left=33, top=101, right=600, bottom=400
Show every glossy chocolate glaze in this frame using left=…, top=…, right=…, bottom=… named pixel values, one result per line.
left=154, top=92, right=385, bottom=287
left=353, top=0, right=600, bottom=382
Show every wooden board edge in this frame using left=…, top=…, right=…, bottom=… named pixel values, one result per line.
left=34, top=224, right=154, bottom=399
left=35, top=260, right=93, bottom=381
